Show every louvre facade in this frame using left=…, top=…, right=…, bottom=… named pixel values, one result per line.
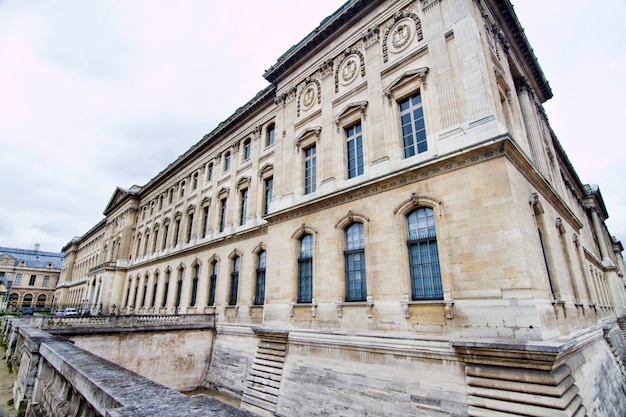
left=54, top=1, right=626, bottom=415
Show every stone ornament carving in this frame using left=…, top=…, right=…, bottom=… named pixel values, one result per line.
left=340, top=56, right=359, bottom=85
left=301, top=84, right=316, bottom=110
left=297, top=78, right=321, bottom=116
left=334, top=48, right=365, bottom=92
left=390, top=19, right=412, bottom=52
left=382, top=3, right=424, bottom=63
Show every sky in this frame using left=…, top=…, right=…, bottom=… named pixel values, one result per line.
left=0, top=0, right=624, bottom=253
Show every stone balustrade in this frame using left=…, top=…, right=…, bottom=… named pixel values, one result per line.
left=35, top=313, right=215, bottom=335
left=2, top=316, right=255, bottom=417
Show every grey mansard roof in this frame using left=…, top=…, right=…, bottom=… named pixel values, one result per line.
left=0, top=246, right=64, bottom=269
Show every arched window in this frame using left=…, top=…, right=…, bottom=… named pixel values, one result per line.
left=208, top=261, right=218, bottom=306
left=132, top=276, right=140, bottom=307
left=190, top=264, right=199, bottom=306
left=37, top=294, right=46, bottom=308
left=151, top=271, right=159, bottom=308
left=345, top=223, right=366, bottom=301
left=207, top=163, right=214, bottom=181
left=229, top=256, right=240, bottom=306
left=22, top=293, right=33, bottom=307
left=298, top=234, right=313, bottom=303
left=407, top=207, right=442, bottom=300
left=254, top=251, right=267, bottom=305
left=141, top=273, right=149, bottom=307
left=192, top=172, right=198, bottom=190
left=124, top=277, right=132, bottom=307
left=162, top=269, right=170, bottom=308
left=175, top=267, right=184, bottom=308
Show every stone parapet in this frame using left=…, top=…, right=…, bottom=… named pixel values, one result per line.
left=38, top=313, right=215, bottom=335
left=2, top=317, right=255, bottom=417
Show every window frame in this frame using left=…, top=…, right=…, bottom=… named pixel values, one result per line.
left=297, top=234, right=313, bottom=303
left=406, top=207, right=443, bottom=300
left=344, top=223, right=367, bottom=302
left=254, top=250, right=267, bottom=305
left=346, top=122, right=364, bottom=179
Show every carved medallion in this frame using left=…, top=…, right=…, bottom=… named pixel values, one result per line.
left=340, top=56, right=359, bottom=85
left=301, top=84, right=316, bottom=110
left=389, top=19, right=413, bottom=53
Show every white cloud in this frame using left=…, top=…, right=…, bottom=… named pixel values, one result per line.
left=0, top=0, right=624, bottom=253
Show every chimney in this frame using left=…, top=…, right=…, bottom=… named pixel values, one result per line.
left=34, top=243, right=40, bottom=252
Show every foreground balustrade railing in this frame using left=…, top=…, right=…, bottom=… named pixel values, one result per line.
left=38, top=313, right=215, bottom=334
left=2, top=316, right=253, bottom=417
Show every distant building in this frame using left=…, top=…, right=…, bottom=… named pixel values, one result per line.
left=54, top=0, right=626, bottom=415
left=0, top=245, right=63, bottom=311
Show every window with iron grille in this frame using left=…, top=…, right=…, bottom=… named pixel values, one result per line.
left=208, top=262, right=218, bottom=306
left=229, top=257, right=240, bottom=306
left=254, top=251, right=266, bottom=305
left=298, top=234, right=313, bottom=303
left=407, top=207, right=443, bottom=300
left=345, top=223, right=366, bottom=301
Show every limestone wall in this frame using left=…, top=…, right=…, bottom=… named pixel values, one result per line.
left=70, top=328, right=214, bottom=391
left=276, top=332, right=467, bottom=417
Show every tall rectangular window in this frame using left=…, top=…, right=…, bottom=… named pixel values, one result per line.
left=207, top=163, right=213, bottom=181
left=186, top=213, right=194, bottom=243
left=29, top=275, right=37, bottom=286
left=243, top=139, right=251, bottom=160
left=264, top=177, right=273, bottom=216
left=240, top=189, right=248, bottom=226
left=254, top=251, right=267, bottom=305
left=304, top=145, right=316, bottom=194
left=298, top=235, right=313, bottom=303
left=224, top=152, right=231, bottom=172
left=266, top=123, right=275, bottom=146
left=152, top=229, right=159, bottom=253
left=229, top=257, right=240, bottom=306
left=202, top=206, right=209, bottom=238
left=219, top=198, right=227, bottom=232
left=173, top=219, right=181, bottom=246
left=400, top=93, right=427, bottom=158
left=345, top=223, right=367, bottom=301
left=43, top=276, right=50, bottom=287
left=162, top=224, right=169, bottom=250
left=346, top=122, right=364, bottom=178
left=407, top=207, right=443, bottom=300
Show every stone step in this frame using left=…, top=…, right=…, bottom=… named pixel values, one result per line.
left=251, top=362, right=283, bottom=376
left=256, top=352, right=285, bottom=363
left=249, top=368, right=283, bottom=382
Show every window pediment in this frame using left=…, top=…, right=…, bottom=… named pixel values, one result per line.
left=294, top=126, right=322, bottom=151
left=334, top=101, right=368, bottom=129
left=383, top=67, right=429, bottom=102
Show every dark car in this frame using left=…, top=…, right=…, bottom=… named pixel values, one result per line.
left=21, top=307, right=34, bottom=316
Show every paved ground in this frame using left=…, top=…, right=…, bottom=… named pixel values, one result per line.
left=0, top=341, right=16, bottom=417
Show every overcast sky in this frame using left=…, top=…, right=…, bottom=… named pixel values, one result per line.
left=1, top=0, right=624, bottom=253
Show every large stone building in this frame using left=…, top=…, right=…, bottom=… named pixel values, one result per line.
left=0, top=245, right=63, bottom=312
left=54, top=0, right=626, bottom=415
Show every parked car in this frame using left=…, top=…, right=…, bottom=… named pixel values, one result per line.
left=21, top=307, right=34, bottom=316
left=57, top=308, right=79, bottom=316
